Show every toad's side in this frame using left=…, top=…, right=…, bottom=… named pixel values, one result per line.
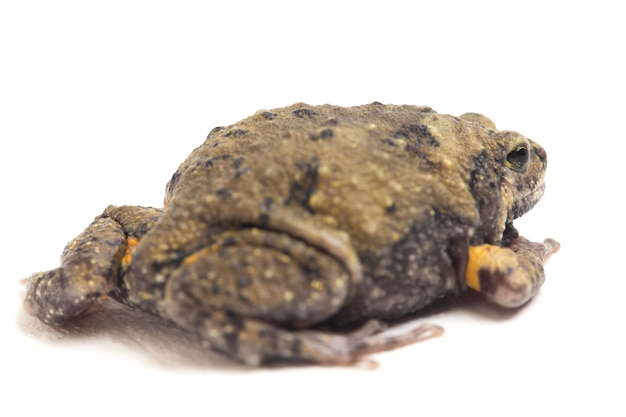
left=24, top=103, right=559, bottom=366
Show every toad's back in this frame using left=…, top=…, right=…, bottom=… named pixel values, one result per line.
left=156, top=103, right=488, bottom=322
left=166, top=103, right=484, bottom=248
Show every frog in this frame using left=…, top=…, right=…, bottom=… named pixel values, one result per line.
left=23, top=102, right=559, bottom=366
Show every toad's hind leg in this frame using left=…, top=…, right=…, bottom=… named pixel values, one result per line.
left=172, top=313, right=443, bottom=367
left=166, top=280, right=443, bottom=366
left=24, top=205, right=163, bottom=325
left=465, top=236, right=560, bottom=308
left=24, top=215, right=126, bottom=325
left=162, top=229, right=442, bottom=366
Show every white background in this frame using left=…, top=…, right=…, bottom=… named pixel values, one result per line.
left=1, top=1, right=623, bottom=415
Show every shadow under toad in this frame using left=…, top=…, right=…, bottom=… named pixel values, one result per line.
left=17, top=290, right=524, bottom=370
left=17, top=297, right=245, bottom=371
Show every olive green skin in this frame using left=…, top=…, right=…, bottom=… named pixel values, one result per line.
left=24, top=103, right=551, bottom=366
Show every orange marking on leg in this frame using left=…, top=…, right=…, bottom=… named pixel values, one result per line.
left=466, top=244, right=497, bottom=291
left=122, top=237, right=139, bottom=267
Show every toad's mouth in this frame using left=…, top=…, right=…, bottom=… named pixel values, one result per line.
left=510, top=182, right=545, bottom=219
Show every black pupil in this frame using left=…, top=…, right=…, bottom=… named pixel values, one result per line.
left=508, top=146, right=530, bottom=170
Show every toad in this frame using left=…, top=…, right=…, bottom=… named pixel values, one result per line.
left=24, top=103, right=559, bottom=366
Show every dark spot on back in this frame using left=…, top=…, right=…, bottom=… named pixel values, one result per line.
left=310, top=128, right=334, bottom=141
left=237, top=276, right=251, bottom=289
left=233, top=157, right=245, bottom=169
left=204, top=154, right=231, bottom=168
left=217, top=188, right=232, bottom=199
left=393, top=124, right=439, bottom=146
left=284, top=156, right=320, bottom=213
left=207, top=126, right=224, bottom=139
left=262, top=112, right=277, bottom=120
left=293, top=108, right=317, bottom=118
left=234, top=167, right=251, bottom=179
left=392, top=128, right=410, bottom=139
left=224, top=129, right=247, bottom=137
left=387, top=124, right=440, bottom=169
left=409, top=124, right=439, bottom=146
left=385, top=202, right=397, bottom=214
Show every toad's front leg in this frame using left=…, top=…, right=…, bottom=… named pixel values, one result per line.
left=465, top=237, right=560, bottom=308
left=24, top=205, right=163, bottom=325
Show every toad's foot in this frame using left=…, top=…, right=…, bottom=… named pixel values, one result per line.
left=340, top=320, right=444, bottom=368
left=465, top=237, right=560, bottom=308
left=258, top=319, right=443, bottom=367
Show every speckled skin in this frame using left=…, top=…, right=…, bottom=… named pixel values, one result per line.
left=24, top=103, right=558, bottom=366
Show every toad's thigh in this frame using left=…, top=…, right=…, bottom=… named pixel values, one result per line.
left=162, top=229, right=351, bottom=327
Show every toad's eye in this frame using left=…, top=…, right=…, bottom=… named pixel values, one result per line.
left=506, top=144, right=530, bottom=171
